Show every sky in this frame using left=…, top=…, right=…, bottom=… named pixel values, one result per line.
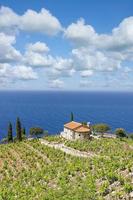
left=0, top=0, right=133, bottom=91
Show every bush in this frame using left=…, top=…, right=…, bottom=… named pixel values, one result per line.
left=115, top=128, right=127, bottom=138
left=30, top=127, right=44, bottom=135
left=129, top=134, right=133, bottom=139
left=124, top=183, right=133, bottom=193
left=92, top=123, right=110, bottom=135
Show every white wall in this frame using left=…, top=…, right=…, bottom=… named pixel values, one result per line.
left=61, top=127, right=90, bottom=140
left=61, top=127, right=75, bottom=140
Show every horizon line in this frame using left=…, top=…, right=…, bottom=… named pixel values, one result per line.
left=0, top=89, right=133, bottom=93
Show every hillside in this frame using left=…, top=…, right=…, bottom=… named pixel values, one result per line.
left=0, top=138, right=133, bottom=200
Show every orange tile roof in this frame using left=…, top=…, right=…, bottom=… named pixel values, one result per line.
left=64, top=121, right=91, bottom=133
left=64, top=121, right=82, bottom=130
left=75, top=126, right=90, bottom=133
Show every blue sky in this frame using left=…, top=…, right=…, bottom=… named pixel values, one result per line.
left=0, top=0, right=133, bottom=90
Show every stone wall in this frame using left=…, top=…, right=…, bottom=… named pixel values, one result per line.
left=75, top=132, right=90, bottom=140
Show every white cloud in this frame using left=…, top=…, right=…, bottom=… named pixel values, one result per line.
left=0, top=6, right=19, bottom=33
left=0, top=63, right=11, bottom=78
left=94, top=17, right=133, bottom=54
left=49, top=79, right=64, bottom=88
left=64, top=16, right=133, bottom=81
left=0, top=63, right=37, bottom=82
left=24, top=41, right=52, bottom=68
left=25, top=52, right=53, bottom=67
left=0, top=6, right=62, bottom=36
left=65, top=16, right=133, bottom=53
left=111, top=16, right=133, bottom=49
left=0, top=6, right=133, bottom=90
left=47, top=57, right=74, bottom=79
left=0, top=32, right=37, bottom=86
left=81, top=70, right=93, bottom=77
left=24, top=42, right=74, bottom=78
left=53, top=57, right=73, bottom=70
left=72, top=47, right=121, bottom=72
left=48, top=67, right=75, bottom=79
left=13, top=65, right=38, bottom=80
left=0, top=32, right=21, bottom=63
left=64, top=18, right=97, bottom=46
left=65, top=16, right=133, bottom=62
left=26, top=42, right=49, bottom=53
left=20, top=8, right=62, bottom=35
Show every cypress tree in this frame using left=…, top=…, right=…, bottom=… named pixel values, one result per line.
left=16, top=117, right=22, bottom=141
left=7, top=122, right=13, bottom=143
left=70, top=112, right=74, bottom=121
left=22, top=127, right=26, bottom=136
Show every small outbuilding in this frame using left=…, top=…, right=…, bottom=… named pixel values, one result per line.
left=60, top=121, right=91, bottom=140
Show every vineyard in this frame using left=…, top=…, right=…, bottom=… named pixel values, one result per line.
left=0, top=138, right=133, bottom=200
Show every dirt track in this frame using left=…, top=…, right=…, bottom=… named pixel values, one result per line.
left=40, top=139, right=96, bottom=158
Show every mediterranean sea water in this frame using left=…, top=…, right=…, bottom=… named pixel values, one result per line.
left=0, top=91, right=133, bottom=139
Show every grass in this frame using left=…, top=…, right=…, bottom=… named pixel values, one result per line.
left=0, top=138, right=133, bottom=200
left=44, top=135, right=65, bottom=143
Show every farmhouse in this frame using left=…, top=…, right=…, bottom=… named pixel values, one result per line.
left=60, top=121, right=91, bottom=140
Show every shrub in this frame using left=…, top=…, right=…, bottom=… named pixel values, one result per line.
left=30, top=127, right=44, bottom=135
left=115, top=128, right=127, bottom=138
left=92, top=123, right=110, bottom=136
left=124, top=183, right=133, bottom=193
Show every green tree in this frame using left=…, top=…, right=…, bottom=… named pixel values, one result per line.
left=16, top=117, right=22, bottom=141
left=7, top=122, right=13, bottom=143
left=22, top=127, right=26, bottom=136
left=92, top=123, right=110, bottom=136
left=70, top=112, right=74, bottom=121
left=115, top=128, right=127, bottom=138
left=21, top=127, right=26, bottom=140
left=30, top=127, right=44, bottom=136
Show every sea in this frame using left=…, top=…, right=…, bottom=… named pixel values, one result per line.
left=0, top=91, right=133, bottom=140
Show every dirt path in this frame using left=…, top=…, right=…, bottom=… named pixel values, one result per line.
left=40, top=139, right=96, bottom=158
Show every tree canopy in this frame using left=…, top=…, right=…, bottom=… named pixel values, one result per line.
left=22, top=128, right=26, bottom=136
left=92, top=123, right=110, bottom=134
left=70, top=112, right=74, bottom=121
left=115, top=128, right=127, bottom=138
left=16, top=117, right=22, bottom=141
left=7, top=122, right=13, bottom=143
left=30, top=127, right=44, bottom=135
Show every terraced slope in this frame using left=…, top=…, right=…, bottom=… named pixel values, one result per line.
left=0, top=138, right=133, bottom=200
